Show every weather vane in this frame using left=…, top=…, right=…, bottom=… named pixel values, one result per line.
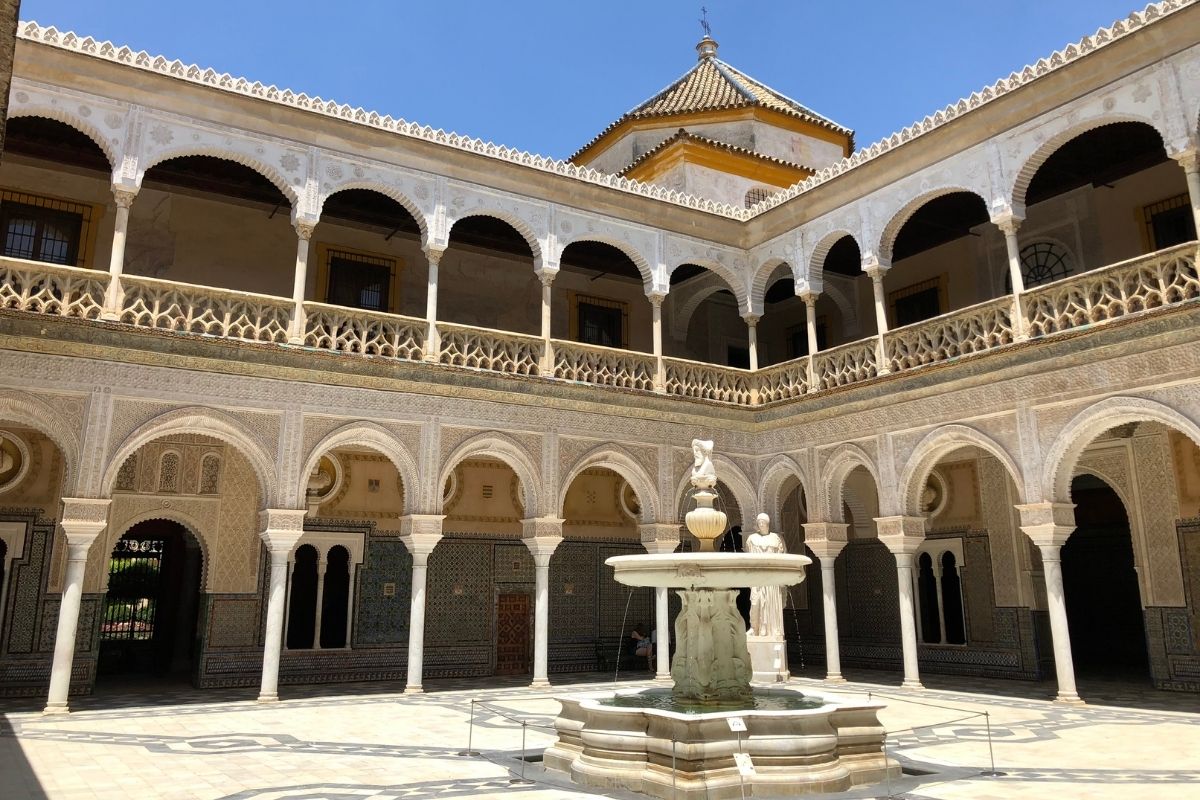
left=699, top=6, right=711, bottom=37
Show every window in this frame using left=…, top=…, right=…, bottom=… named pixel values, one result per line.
left=1006, top=241, right=1072, bottom=291
left=0, top=191, right=96, bottom=267
left=889, top=276, right=945, bottom=327
left=1141, top=193, right=1196, bottom=251
left=571, top=293, right=628, bottom=348
left=319, top=246, right=400, bottom=313
left=786, top=318, right=827, bottom=358
left=285, top=537, right=361, bottom=650
left=726, top=345, right=750, bottom=369
left=744, top=186, right=775, bottom=208
left=158, top=452, right=180, bottom=494
left=914, top=544, right=967, bottom=645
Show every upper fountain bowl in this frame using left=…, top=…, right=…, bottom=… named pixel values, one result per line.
left=606, top=552, right=812, bottom=589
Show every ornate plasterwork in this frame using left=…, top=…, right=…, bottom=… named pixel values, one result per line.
left=757, top=453, right=810, bottom=525
left=820, top=442, right=881, bottom=523
left=297, top=421, right=420, bottom=515
left=556, top=442, right=660, bottom=524
left=553, top=209, right=658, bottom=289
left=7, top=79, right=125, bottom=169
left=437, top=430, right=542, bottom=517
left=896, top=423, right=1026, bottom=518
left=0, top=390, right=81, bottom=495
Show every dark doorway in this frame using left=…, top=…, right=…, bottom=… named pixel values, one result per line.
left=1063, top=474, right=1149, bottom=679
left=98, top=520, right=202, bottom=678
left=495, top=592, right=531, bottom=675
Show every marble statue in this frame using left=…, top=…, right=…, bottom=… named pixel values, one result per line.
left=746, top=512, right=786, bottom=638
left=690, top=439, right=717, bottom=490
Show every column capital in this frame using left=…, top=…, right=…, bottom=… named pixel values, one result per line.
left=1170, top=147, right=1199, bottom=173
left=400, top=514, right=445, bottom=561
left=862, top=256, right=891, bottom=280
left=521, top=517, right=564, bottom=566
left=259, top=509, right=306, bottom=554
left=802, top=522, right=848, bottom=562
left=639, top=523, right=681, bottom=554
left=293, top=219, right=317, bottom=241
left=60, top=498, right=111, bottom=555
left=992, top=212, right=1024, bottom=236
left=742, top=312, right=761, bottom=326
left=874, top=515, right=926, bottom=555
left=425, top=245, right=446, bottom=266
left=797, top=289, right=819, bottom=308
left=536, top=266, right=560, bottom=286
left=111, top=187, right=138, bottom=209
left=646, top=289, right=667, bottom=307
left=1016, top=501, right=1076, bottom=548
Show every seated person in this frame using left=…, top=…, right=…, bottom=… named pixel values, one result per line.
left=630, top=624, right=656, bottom=671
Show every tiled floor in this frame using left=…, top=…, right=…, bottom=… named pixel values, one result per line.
left=2, top=671, right=1198, bottom=799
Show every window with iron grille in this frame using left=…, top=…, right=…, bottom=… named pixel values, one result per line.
left=786, top=318, right=827, bottom=358
left=889, top=276, right=945, bottom=328
left=744, top=187, right=775, bottom=208
left=573, top=294, right=628, bottom=348
left=0, top=191, right=94, bottom=266
left=1004, top=241, right=1073, bottom=291
left=326, top=249, right=395, bottom=312
left=1142, top=193, right=1196, bottom=250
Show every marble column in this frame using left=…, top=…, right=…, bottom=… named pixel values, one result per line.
left=799, top=289, right=820, bottom=393
left=994, top=213, right=1028, bottom=341
left=101, top=188, right=137, bottom=320
left=640, top=523, right=682, bottom=680
left=876, top=516, right=926, bottom=689
left=523, top=518, right=564, bottom=688
left=649, top=291, right=666, bottom=393
left=744, top=313, right=761, bottom=371
left=1017, top=502, right=1082, bottom=703
left=401, top=514, right=445, bottom=693
left=44, top=498, right=110, bottom=714
left=423, top=247, right=444, bottom=362
left=287, top=221, right=315, bottom=343
left=1172, top=149, right=1200, bottom=235
left=258, top=509, right=306, bottom=703
left=538, top=272, right=556, bottom=375
left=865, top=260, right=891, bottom=375
left=804, top=523, right=849, bottom=683
left=312, top=551, right=327, bottom=649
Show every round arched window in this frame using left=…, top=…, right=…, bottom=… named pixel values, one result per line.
left=1006, top=241, right=1073, bottom=291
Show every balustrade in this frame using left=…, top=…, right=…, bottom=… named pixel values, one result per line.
left=885, top=296, right=1014, bottom=372
left=303, top=302, right=426, bottom=361
left=437, top=322, right=544, bottom=376
left=2, top=243, right=1196, bottom=406
left=0, top=258, right=106, bottom=320
left=120, top=275, right=291, bottom=344
left=552, top=340, right=656, bottom=391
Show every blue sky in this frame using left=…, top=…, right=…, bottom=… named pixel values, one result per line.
left=22, top=1, right=1152, bottom=159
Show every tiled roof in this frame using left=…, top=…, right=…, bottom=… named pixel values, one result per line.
left=571, top=43, right=853, bottom=162
left=618, top=129, right=815, bottom=178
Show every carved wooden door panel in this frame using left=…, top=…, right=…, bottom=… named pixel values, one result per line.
left=495, top=592, right=531, bottom=675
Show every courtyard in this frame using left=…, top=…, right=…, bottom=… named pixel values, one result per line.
left=3, top=671, right=1199, bottom=799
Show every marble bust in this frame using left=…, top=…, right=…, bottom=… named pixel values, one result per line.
left=690, top=439, right=717, bottom=490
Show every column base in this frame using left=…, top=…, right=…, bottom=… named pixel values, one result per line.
left=404, top=685, right=424, bottom=694
left=1054, top=691, right=1085, bottom=705
left=42, top=703, right=70, bottom=715
left=900, top=680, right=924, bottom=690
left=529, top=680, right=551, bottom=690
left=256, top=693, right=279, bottom=704
left=654, top=671, right=671, bottom=681
left=824, top=673, right=847, bottom=683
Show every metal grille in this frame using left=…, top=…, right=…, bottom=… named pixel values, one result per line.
left=326, top=250, right=394, bottom=312
left=0, top=191, right=94, bottom=267
left=100, top=537, right=165, bottom=642
left=1141, top=193, right=1196, bottom=250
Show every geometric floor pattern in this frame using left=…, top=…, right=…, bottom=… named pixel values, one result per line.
left=3, top=670, right=1199, bottom=799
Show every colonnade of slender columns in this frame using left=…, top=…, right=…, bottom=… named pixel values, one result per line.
left=799, top=290, right=820, bottom=391
left=1017, top=502, right=1082, bottom=703
left=803, top=523, right=848, bottom=683
left=401, top=514, right=444, bottom=693
left=539, top=273, right=555, bottom=374
left=522, top=518, right=564, bottom=688
left=875, top=515, right=926, bottom=689
left=1173, top=150, right=1200, bottom=235
left=423, top=248, right=443, bottom=361
left=744, top=313, right=760, bottom=371
left=100, top=189, right=137, bottom=320
left=649, top=292, right=666, bottom=392
left=257, top=510, right=307, bottom=703
left=864, top=261, right=891, bottom=375
left=640, top=524, right=682, bottom=681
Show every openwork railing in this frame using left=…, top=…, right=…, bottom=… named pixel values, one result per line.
left=303, top=302, right=426, bottom=361
left=754, top=358, right=811, bottom=402
left=663, top=356, right=754, bottom=405
left=885, top=296, right=1014, bottom=372
left=2, top=243, right=1196, bottom=407
left=0, top=259, right=107, bottom=320
left=1023, top=242, right=1200, bottom=338
left=552, top=340, right=657, bottom=392
left=813, top=339, right=879, bottom=390
left=121, top=275, right=291, bottom=343
left=437, top=322, right=543, bottom=376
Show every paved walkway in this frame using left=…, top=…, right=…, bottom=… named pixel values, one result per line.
left=2, top=672, right=1198, bottom=799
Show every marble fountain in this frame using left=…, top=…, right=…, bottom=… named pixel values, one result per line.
left=544, top=440, right=897, bottom=799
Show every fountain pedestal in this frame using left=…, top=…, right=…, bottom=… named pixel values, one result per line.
left=747, top=634, right=789, bottom=683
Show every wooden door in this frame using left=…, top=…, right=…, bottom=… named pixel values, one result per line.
left=495, top=592, right=531, bottom=675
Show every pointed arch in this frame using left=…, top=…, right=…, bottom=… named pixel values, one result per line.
left=0, top=390, right=81, bottom=494
left=137, top=146, right=299, bottom=205
left=822, top=443, right=880, bottom=522
left=1010, top=116, right=1169, bottom=210
left=102, top=407, right=277, bottom=507
left=6, top=108, right=118, bottom=170
left=878, top=187, right=989, bottom=264
left=758, top=454, right=811, bottom=525
left=439, top=431, right=541, bottom=517
left=298, top=422, right=420, bottom=515
left=318, top=183, right=431, bottom=248
left=1042, top=395, right=1200, bottom=502
left=558, top=443, right=659, bottom=524
left=899, top=424, right=1025, bottom=517
left=101, top=506, right=212, bottom=592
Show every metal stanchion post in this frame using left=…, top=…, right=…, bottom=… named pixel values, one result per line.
left=507, top=718, right=533, bottom=785
left=737, top=729, right=746, bottom=800
left=981, top=711, right=1005, bottom=777
left=880, top=732, right=895, bottom=800
left=458, top=698, right=480, bottom=757
left=671, top=737, right=678, bottom=800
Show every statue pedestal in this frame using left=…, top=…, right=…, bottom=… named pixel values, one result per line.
left=747, top=634, right=789, bottom=683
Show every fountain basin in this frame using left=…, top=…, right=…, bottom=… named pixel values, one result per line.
left=544, top=688, right=898, bottom=799
left=606, top=552, right=812, bottom=589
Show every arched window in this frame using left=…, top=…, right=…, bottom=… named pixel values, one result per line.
left=940, top=552, right=966, bottom=645
left=917, top=552, right=941, bottom=643
left=744, top=186, right=775, bottom=208
left=320, top=546, right=351, bottom=648
left=286, top=545, right=319, bottom=649
left=158, top=452, right=180, bottom=494
left=1005, top=240, right=1073, bottom=291
left=199, top=454, right=221, bottom=495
